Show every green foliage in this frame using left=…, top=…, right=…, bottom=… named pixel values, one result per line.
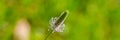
left=0, top=0, right=120, bottom=40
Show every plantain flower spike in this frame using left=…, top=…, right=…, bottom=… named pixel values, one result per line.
left=49, top=10, right=69, bottom=32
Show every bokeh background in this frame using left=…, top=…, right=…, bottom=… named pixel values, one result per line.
left=0, top=0, right=120, bottom=40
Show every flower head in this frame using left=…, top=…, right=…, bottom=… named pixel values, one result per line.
left=49, top=10, right=69, bottom=32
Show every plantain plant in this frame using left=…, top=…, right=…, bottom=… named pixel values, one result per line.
left=44, top=10, right=69, bottom=40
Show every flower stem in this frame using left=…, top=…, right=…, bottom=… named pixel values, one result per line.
left=44, top=30, right=53, bottom=40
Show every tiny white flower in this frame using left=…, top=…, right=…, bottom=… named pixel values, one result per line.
left=49, top=17, right=58, bottom=30
left=55, top=24, right=65, bottom=32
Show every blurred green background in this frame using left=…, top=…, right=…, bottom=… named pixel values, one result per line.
left=0, top=0, right=120, bottom=40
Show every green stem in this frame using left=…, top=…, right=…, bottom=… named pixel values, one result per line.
left=44, top=30, right=54, bottom=40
